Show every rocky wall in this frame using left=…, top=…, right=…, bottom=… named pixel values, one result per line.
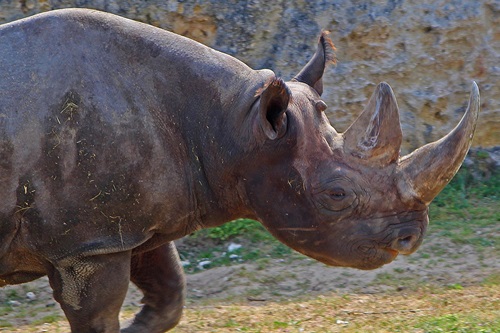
left=0, top=0, right=498, bottom=152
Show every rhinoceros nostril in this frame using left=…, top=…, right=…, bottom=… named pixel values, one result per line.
left=391, top=235, right=418, bottom=254
left=399, top=235, right=414, bottom=245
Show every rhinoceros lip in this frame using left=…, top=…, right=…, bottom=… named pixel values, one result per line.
left=384, top=248, right=399, bottom=258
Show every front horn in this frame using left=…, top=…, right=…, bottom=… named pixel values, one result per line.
left=398, top=82, right=480, bottom=204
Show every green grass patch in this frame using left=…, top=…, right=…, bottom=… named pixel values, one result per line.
left=415, top=313, right=500, bottom=333
left=448, top=283, right=464, bottom=290
left=193, top=219, right=267, bottom=241
left=429, top=167, right=499, bottom=252
left=31, top=314, right=62, bottom=325
left=482, top=273, right=500, bottom=286
left=179, top=218, right=300, bottom=273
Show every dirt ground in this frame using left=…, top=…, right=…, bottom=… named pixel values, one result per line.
left=186, top=239, right=497, bottom=298
left=0, top=231, right=498, bottom=330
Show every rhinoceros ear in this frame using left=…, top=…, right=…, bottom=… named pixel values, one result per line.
left=254, top=77, right=291, bottom=140
left=343, top=82, right=402, bottom=167
left=293, top=31, right=336, bottom=96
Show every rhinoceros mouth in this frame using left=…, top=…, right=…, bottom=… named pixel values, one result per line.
left=357, top=227, right=424, bottom=268
left=351, top=247, right=400, bottom=270
left=347, top=231, right=423, bottom=269
left=384, top=248, right=399, bottom=257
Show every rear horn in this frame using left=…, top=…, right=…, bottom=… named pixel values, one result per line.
left=343, top=82, right=402, bottom=167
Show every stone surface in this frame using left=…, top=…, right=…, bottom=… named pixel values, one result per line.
left=0, top=0, right=498, bottom=152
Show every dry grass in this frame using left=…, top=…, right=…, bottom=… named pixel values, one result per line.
left=3, top=285, right=498, bottom=332
left=171, top=285, right=500, bottom=332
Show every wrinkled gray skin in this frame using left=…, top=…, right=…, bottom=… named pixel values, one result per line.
left=0, top=9, right=479, bottom=333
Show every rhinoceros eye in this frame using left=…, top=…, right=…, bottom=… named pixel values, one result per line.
left=313, top=181, right=357, bottom=213
left=329, top=188, right=346, bottom=200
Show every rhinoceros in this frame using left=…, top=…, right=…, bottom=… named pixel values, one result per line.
left=0, top=8, right=479, bottom=333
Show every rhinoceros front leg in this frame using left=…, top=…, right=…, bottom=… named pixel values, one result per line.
left=122, top=242, right=186, bottom=333
left=47, top=251, right=132, bottom=333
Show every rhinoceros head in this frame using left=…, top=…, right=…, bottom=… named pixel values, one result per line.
left=241, top=32, right=479, bottom=270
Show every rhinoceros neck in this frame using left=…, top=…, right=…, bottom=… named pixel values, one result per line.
left=127, top=21, right=274, bottom=229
